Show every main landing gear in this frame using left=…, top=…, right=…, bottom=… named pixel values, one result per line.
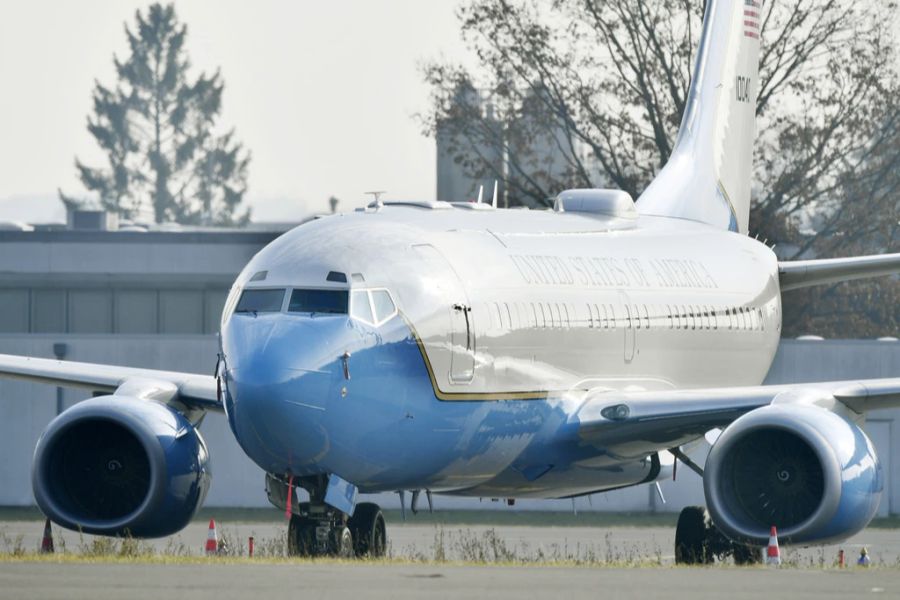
left=284, top=478, right=386, bottom=558
left=674, top=506, right=761, bottom=565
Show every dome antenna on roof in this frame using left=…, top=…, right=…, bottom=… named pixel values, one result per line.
left=365, top=190, right=387, bottom=210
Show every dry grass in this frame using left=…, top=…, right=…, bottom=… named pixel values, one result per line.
left=2, top=524, right=898, bottom=570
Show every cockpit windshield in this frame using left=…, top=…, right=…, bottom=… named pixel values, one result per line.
left=288, top=289, right=348, bottom=315
left=232, top=286, right=395, bottom=324
left=235, top=289, right=285, bottom=313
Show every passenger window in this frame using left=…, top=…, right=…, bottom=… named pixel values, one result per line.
left=236, top=288, right=285, bottom=313
left=712, top=306, right=718, bottom=330
left=608, top=304, right=616, bottom=329
left=642, top=304, right=650, bottom=329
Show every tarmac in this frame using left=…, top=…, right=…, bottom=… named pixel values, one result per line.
left=0, top=561, right=897, bottom=600
left=0, top=519, right=898, bottom=599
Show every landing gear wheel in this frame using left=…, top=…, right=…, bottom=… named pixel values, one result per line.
left=348, top=503, right=387, bottom=558
left=732, top=541, right=762, bottom=565
left=332, top=526, right=354, bottom=558
left=287, top=514, right=317, bottom=557
left=675, top=506, right=713, bottom=565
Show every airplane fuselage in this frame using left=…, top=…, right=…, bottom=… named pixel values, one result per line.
left=220, top=204, right=781, bottom=499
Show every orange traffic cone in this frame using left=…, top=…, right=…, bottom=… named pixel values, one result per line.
left=40, top=518, right=54, bottom=554
left=765, top=525, right=781, bottom=566
left=205, top=519, right=218, bottom=556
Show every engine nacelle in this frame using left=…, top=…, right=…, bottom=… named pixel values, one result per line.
left=32, top=396, right=211, bottom=538
left=704, top=404, right=882, bottom=545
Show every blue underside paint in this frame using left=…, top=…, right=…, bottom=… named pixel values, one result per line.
left=221, top=312, right=652, bottom=498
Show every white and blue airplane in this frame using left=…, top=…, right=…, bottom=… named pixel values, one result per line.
left=2, top=0, right=900, bottom=563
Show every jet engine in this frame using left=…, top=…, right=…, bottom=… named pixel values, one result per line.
left=32, top=396, right=210, bottom=538
left=704, top=403, right=882, bottom=545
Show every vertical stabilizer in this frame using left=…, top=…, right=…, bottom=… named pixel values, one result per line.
left=637, top=0, right=763, bottom=234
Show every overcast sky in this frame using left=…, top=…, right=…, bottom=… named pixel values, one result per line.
left=0, top=0, right=470, bottom=222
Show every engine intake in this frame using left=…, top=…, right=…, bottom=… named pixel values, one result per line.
left=704, top=404, right=882, bottom=545
left=33, top=396, right=211, bottom=538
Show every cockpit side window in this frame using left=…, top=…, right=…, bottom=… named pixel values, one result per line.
left=288, top=289, right=348, bottom=315
left=349, top=288, right=398, bottom=327
left=235, top=289, right=285, bottom=314
left=371, top=290, right=397, bottom=323
left=350, top=290, right=374, bottom=323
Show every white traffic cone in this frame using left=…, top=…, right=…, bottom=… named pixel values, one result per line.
left=205, top=518, right=218, bottom=556
left=765, top=525, right=781, bottom=566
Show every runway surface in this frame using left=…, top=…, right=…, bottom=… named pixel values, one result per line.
left=0, top=562, right=896, bottom=600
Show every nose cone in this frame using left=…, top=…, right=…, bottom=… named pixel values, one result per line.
left=222, top=314, right=349, bottom=474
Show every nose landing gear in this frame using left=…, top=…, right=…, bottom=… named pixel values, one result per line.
left=286, top=501, right=386, bottom=558
left=278, top=474, right=387, bottom=559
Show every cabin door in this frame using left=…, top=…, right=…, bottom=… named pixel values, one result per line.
left=412, top=244, right=475, bottom=384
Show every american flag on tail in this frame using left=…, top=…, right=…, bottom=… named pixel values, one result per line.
left=744, top=0, right=762, bottom=39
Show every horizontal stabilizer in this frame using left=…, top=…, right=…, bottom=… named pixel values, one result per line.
left=778, top=253, right=900, bottom=291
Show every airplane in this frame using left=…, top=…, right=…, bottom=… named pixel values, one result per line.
left=2, top=0, right=900, bottom=564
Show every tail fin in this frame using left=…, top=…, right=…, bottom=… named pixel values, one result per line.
left=637, top=0, right=764, bottom=234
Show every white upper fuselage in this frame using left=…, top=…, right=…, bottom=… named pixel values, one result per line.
left=226, top=201, right=782, bottom=401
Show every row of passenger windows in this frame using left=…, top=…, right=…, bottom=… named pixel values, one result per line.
left=484, top=301, right=767, bottom=333
left=234, top=287, right=397, bottom=327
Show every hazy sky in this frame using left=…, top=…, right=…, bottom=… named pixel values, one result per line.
left=0, top=0, right=470, bottom=222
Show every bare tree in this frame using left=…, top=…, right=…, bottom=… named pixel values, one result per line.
left=421, top=0, right=900, bottom=336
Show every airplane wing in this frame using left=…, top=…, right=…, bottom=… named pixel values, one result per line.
left=778, top=252, right=900, bottom=291
left=0, top=353, right=222, bottom=412
left=574, top=378, right=900, bottom=459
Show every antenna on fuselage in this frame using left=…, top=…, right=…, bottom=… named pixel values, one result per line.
left=491, top=180, right=499, bottom=208
left=476, top=185, right=484, bottom=204
left=365, top=190, right=387, bottom=210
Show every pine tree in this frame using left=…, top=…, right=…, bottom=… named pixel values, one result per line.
left=62, top=3, right=250, bottom=225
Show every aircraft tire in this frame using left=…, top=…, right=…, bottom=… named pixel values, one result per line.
left=732, top=541, right=762, bottom=565
left=287, top=514, right=317, bottom=557
left=331, top=526, right=354, bottom=558
left=349, top=502, right=387, bottom=558
left=675, top=506, right=713, bottom=565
